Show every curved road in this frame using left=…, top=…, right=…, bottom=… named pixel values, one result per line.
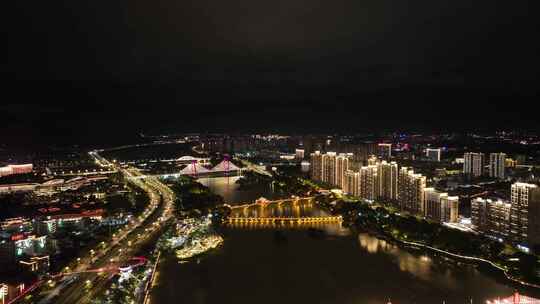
left=34, top=151, right=175, bottom=304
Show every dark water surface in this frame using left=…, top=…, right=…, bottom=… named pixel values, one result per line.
left=198, top=176, right=285, bottom=204
left=152, top=225, right=523, bottom=304
left=151, top=179, right=533, bottom=304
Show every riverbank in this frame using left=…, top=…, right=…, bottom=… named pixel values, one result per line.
left=151, top=227, right=518, bottom=303
left=319, top=198, right=540, bottom=290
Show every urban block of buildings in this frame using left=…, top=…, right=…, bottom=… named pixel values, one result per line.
left=310, top=151, right=458, bottom=224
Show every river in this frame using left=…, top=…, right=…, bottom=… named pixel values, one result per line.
left=197, top=176, right=285, bottom=203
left=151, top=178, right=531, bottom=304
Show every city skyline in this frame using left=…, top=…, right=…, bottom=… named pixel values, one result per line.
left=3, top=0, right=540, bottom=302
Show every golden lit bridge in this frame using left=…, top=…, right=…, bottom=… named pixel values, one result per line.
left=226, top=216, right=342, bottom=224
left=224, top=196, right=342, bottom=226
left=226, top=196, right=316, bottom=210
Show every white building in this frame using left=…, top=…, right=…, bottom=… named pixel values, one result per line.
left=463, top=153, right=484, bottom=177
left=489, top=153, right=506, bottom=179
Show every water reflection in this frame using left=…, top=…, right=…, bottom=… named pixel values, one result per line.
left=357, top=233, right=462, bottom=289
left=198, top=176, right=284, bottom=203
left=155, top=228, right=516, bottom=304
left=357, top=233, right=396, bottom=254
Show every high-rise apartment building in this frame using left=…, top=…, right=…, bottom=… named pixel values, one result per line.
left=359, top=165, right=378, bottom=201
left=463, top=153, right=485, bottom=177
left=310, top=151, right=351, bottom=189
left=335, top=154, right=351, bottom=189
left=310, top=151, right=323, bottom=182
left=344, top=170, right=360, bottom=196
left=322, top=152, right=337, bottom=185
left=510, top=182, right=540, bottom=246
left=377, top=161, right=398, bottom=202
left=425, top=188, right=443, bottom=220
left=424, top=188, right=458, bottom=223
left=441, top=195, right=459, bottom=223
left=489, top=153, right=506, bottom=179
left=398, top=167, right=426, bottom=214
left=471, top=198, right=511, bottom=240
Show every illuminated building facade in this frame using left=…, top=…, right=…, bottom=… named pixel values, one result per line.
left=424, top=188, right=457, bottom=223
left=510, top=182, right=540, bottom=247
left=441, top=195, right=459, bottom=223
left=309, top=151, right=323, bottom=182
left=359, top=165, right=378, bottom=201
left=322, top=152, right=337, bottom=185
left=425, top=188, right=444, bottom=221
left=310, top=151, right=352, bottom=189
left=376, top=161, right=398, bottom=203
left=471, top=197, right=511, bottom=240
left=0, top=164, right=33, bottom=177
left=335, top=154, right=351, bottom=189
left=344, top=170, right=360, bottom=196
left=489, top=152, right=506, bottom=179
left=398, top=167, right=426, bottom=214
left=463, top=152, right=484, bottom=177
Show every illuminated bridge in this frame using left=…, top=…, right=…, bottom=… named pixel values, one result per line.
left=224, top=197, right=342, bottom=227
left=228, top=196, right=315, bottom=209
left=132, top=157, right=244, bottom=179
left=226, top=216, right=342, bottom=224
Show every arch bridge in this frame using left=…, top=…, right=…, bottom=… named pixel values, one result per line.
left=226, top=216, right=342, bottom=225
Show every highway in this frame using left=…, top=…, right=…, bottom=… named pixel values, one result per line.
left=32, top=151, right=176, bottom=304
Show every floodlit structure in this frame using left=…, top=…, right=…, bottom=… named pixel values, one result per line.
left=211, top=158, right=240, bottom=173
left=335, top=154, right=351, bottom=189
left=489, top=152, right=506, bottom=179
left=359, top=165, right=378, bottom=201
left=344, top=170, right=360, bottom=196
left=310, top=151, right=352, bottom=189
left=0, top=164, right=33, bottom=177
left=322, top=152, right=337, bottom=185
left=398, top=167, right=426, bottom=214
left=510, top=182, right=540, bottom=246
left=471, top=197, right=511, bottom=240
left=464, top=152, right=484, bottom=177
left=310, top=151, right=323, bottom=182
left=179, top=162, right=211, bottom=175
left=376, top=161, right=398, bottom=202
left=425, top=188, right=458, bottom=223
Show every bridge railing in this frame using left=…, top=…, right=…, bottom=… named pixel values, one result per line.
left=226, top=216, right=342, bottom=223
left=229, top=196, right=315, bottom=210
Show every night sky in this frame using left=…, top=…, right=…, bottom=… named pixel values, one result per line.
left=4, top=0, right=539, bottom=144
